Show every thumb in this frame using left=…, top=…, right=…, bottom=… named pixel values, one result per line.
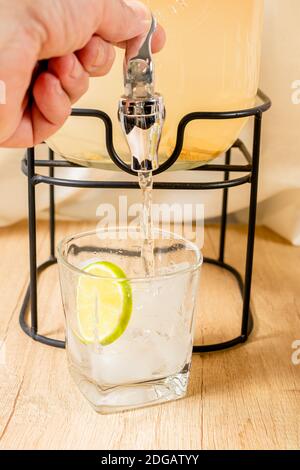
left=96, top=0, right=151, bottom=43
left=39, top=0, right=152, bottom=58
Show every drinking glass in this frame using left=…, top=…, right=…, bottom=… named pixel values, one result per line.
left=57, top=227, right=202, bottom=414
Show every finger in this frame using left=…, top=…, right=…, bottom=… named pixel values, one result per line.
left=153, top=24, right=167, bottom=52
left=33, top=72, right=71, bottom=126
left=48, top=54, right=89, bottom=102
left=76, top=36, right=116, bottom=77
left=2, top=72, right=72, bottom=147
left=97, top=0, right=151, bottom=43
left=39, top=0, right=152, bottom=59
left=116, top=24, right=166, bottom=53
left=0, top=107, right=34, bottom=148
left=0, top=100, right=69, bottom=149
left=31, top=100, right=69, bottom=145
left=0, top=64, right=75, bottom=148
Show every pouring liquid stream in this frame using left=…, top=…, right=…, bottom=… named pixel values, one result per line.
left=138, top=171, right=155, bottom=277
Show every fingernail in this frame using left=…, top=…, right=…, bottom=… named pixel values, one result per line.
left=55, top=81, right=64, bottom=96
left=93, top=41, right=106, bottom=68
left=70, top=55, right=82, bottom=79
left=123, top=0, right=151, bottom=22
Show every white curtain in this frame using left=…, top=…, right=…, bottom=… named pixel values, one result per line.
left=0, top=0, right=299, bottom=245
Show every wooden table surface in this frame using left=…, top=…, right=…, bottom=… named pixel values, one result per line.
left=0, top=221, right=299, bottom=450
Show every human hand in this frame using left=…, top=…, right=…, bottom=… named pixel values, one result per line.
left=0, top=0, right=165, bottom=147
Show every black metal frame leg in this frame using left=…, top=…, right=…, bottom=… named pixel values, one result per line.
left=19, top=148, right=65, bottom=349
left=49, top=149, right=56, bottom=261
left=219, top=149, right=231, bottom=263
left=27, top=148, right=38, bottom=336
left=241, top=112, right=262, bottom=339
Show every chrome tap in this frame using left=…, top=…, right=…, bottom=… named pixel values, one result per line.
left=118, top=15, right=165, bottom=173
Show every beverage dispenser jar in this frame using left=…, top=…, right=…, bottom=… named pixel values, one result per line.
left=47, top=0, right=264, bottom=171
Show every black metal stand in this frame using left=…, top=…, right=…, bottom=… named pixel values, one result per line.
left=19, top=90, right=271, bottom=352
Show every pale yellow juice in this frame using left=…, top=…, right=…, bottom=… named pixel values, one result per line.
left=48, top=0, right=263, bottom=170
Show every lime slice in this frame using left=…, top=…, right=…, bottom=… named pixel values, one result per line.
left=76, top=261, right=132, bottom=345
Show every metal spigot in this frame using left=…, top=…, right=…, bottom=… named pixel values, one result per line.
left=118, top=15, right=165, bottom=173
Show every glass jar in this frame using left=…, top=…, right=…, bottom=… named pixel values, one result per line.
left=47, top=0, right=264, bottom=171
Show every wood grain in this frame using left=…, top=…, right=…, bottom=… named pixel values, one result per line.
left=0, top=222, right=299, bottom=450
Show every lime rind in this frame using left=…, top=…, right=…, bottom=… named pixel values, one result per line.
left=76, top=261, right=132, bottom=346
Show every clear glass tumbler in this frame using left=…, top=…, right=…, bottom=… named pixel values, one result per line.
left=57, top=227, right=202, bottom=414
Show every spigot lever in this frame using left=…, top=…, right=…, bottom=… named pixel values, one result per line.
left=118, top=15, right=165, bottom=173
